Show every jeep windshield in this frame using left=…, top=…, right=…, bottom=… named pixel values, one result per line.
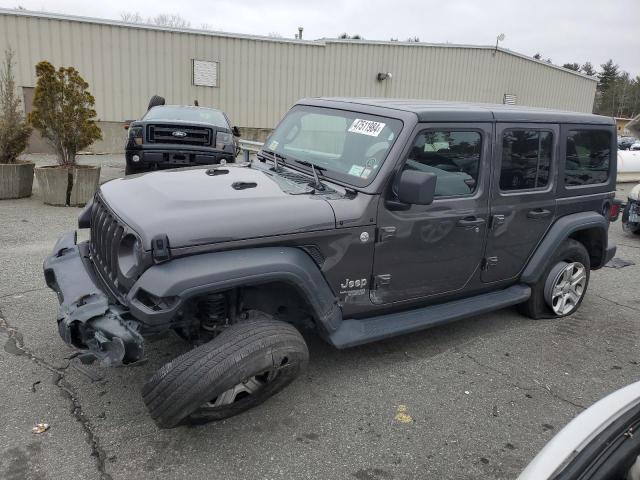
left=264, top=105, right=403, bottom=187
left=143, top=106, right=229, bottom=127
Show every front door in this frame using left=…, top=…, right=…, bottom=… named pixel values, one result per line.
left=482, top=123, right=558, bottom=283
left=371, top=123, right=491, bottom=305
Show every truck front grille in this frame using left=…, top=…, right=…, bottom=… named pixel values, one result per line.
left=90, top=195, right=127, bottom=295
left=147, top=124, right=212, bottom=146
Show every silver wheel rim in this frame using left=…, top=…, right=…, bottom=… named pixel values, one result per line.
left=203, top=370, right=277, bottom=409
left=544, top=261, right=587, bottom=316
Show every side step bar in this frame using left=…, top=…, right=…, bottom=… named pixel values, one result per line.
left=329, top=284, right=531, bottom=349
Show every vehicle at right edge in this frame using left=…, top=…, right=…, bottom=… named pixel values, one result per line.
left=622, top=183, right=640, bottom=235
left=43, top=99, right=619, bottom=427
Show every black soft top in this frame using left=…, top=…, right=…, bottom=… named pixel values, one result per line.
left=303, top=97, right=614, bottom=125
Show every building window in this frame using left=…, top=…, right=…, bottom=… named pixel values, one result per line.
left=500, top=130, right=553, bottom=191
left=503, top=93, right=517, bottom=105
left=193, top=60, right=218, bottom=87
left=403, top=130, right=482, bottom=197
left=565, top=130, right=611, bottom=186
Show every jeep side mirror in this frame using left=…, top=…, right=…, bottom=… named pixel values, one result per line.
left=232, top=126, right=241, bottom=137
left=396, top=170, right=437, bottom=205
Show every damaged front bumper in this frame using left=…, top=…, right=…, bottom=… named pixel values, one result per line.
left=43, top=231, right=145, bottom=366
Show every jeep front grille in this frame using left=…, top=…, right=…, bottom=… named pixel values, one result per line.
left=147, top=124, right=212, bottom=146
left=90, top=195, right=127, bottom=295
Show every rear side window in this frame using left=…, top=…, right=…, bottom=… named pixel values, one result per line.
left=402, top=130, right=482, bottom=197
left=565, top=130, right=611, bottom=186
left=500, top=130, right=553, bottom=191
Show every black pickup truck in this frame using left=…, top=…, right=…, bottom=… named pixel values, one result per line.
left=125, top=101, right=239, bottom=175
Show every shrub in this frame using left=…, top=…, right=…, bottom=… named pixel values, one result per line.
left=0, top=49, right=32, bottom=164
left=29, top=61, right=102, bottom=166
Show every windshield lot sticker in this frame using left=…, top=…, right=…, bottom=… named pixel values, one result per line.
left=348, top=165, right=365, bottom=176
left=361, top=168, right=372, bottom=179
left=348, top=119, right=386, bottom=137
left=268, top=140, right=279, bottom=150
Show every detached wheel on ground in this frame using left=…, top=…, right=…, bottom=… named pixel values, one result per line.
left=519, top=239, right=590, bottom=319
left=142, top=313, right=309, bottom=428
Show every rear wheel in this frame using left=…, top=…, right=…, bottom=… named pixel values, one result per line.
left=142, top=313, right=309, bottom=428
left=518, top=239, right=590, bottom=319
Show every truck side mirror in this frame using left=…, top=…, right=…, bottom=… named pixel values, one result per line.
left=232, top=126, right=241, bottom=137
left=396, top=170, right=437, bottom=205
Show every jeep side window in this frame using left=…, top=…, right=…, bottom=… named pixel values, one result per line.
left=401, top=130, right=482, bottom=197
left=500, top=130, right=553, bottom=191
left=564, top=130, right=611, bottom=186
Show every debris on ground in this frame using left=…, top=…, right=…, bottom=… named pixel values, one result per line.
left=604, top=257, right=636, bottom=269
left=394, top=405, right=413, bottom=423
left=32, top=423, right=50, bottom=434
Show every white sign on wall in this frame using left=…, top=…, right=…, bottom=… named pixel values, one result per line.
left=193, top=60, right=218, bottom=87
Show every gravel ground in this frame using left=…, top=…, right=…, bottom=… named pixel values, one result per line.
left=1, top=154, right=639, bottom=480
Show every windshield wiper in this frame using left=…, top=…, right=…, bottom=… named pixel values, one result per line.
left=258, top=149, right=286, bottom=172
left=294, top=160, right=327, bottom=191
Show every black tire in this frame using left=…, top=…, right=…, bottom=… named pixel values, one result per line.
left=124, top=164, right=142, bottom=175
left=147, top=95, right=165, bottom=111
left=622, top=222, right=640, bottom=235
left=142, top=313, right=309, bottom=428
left=518, top=239, right=590, bottom=320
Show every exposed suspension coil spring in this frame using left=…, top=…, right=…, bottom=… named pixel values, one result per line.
left=198, top=293, right=228, bottom=332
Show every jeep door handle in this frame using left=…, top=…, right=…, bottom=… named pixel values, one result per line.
left=527, top=208, right=552, bottom=219
left=457, top=217, right=485, bottom=227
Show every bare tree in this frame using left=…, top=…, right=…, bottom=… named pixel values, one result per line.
left=120, top=11, right=144, bottom=23
left=120, top=11, right=191, bottom=28
left=149, top=14, right=191, bottom=28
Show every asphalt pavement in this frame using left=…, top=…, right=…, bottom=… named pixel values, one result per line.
left=1, top=154, right=639, bottom=480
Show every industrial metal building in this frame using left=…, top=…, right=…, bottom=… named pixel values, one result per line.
left=0, top=8, right=598, bottom=153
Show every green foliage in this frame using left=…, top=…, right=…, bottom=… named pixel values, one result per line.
left=338, top=33, right=363, bottom=40
left=562, top=63, right=580, bottom=72
left=29, top=61, right=102, bottom=166
left=0, top=49, right=32, bottom=164
left=581, top=62, right=596, bottom=76
left=594, top=59, right=640, bottom=118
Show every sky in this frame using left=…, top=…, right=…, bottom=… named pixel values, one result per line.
left=2, top=0, right=638, bottom=76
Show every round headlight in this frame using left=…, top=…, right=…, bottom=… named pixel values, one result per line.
left=118, top=234, right=142, bottom=278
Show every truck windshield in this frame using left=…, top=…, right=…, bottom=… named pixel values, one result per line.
left=265, top=106, right=403, bottom=186
left=144, top=106, right=228, bottom=127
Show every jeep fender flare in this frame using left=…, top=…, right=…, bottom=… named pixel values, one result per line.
left=520, top=211, right=614, bottom=284
left=126, top=247, right=343, bottom=334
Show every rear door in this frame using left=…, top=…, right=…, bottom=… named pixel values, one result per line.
left=482, top=123, right=559, bottom=283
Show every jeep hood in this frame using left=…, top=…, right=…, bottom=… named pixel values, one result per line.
left=98, top=165, right=336, bottom=250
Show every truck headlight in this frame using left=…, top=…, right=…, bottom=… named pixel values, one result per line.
left=118, top=234, right=142, bottom=277
left=129, top=126, right=143, bottom=146
left=215, top=131, right=233, bottom=150
left=629, top=184, right=640, bottom=201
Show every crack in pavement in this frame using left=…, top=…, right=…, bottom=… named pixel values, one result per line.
left=0, top=287, right=50, bottom=300
left=460, top=350, right=586, bottom=411
left=590, top=293, right=640, bottom=313
left=0, top=308, right=113, bottom=480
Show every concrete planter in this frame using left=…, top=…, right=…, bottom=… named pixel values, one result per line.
left=35, top=165, right=101, bottom=206
left=0, top=161, right=35, bottom=199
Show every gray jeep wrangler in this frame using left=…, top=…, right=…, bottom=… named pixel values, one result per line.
left=44, top=98, right=618, bottom=428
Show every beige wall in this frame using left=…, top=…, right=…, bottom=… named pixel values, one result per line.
left=1, top=9, right=598, bottom=154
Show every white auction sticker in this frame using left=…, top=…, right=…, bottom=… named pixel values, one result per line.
left=348, top=119, right=386, bottom=137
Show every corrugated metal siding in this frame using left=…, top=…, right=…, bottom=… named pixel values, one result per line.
left=0, top=11, right=597, bottom=128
